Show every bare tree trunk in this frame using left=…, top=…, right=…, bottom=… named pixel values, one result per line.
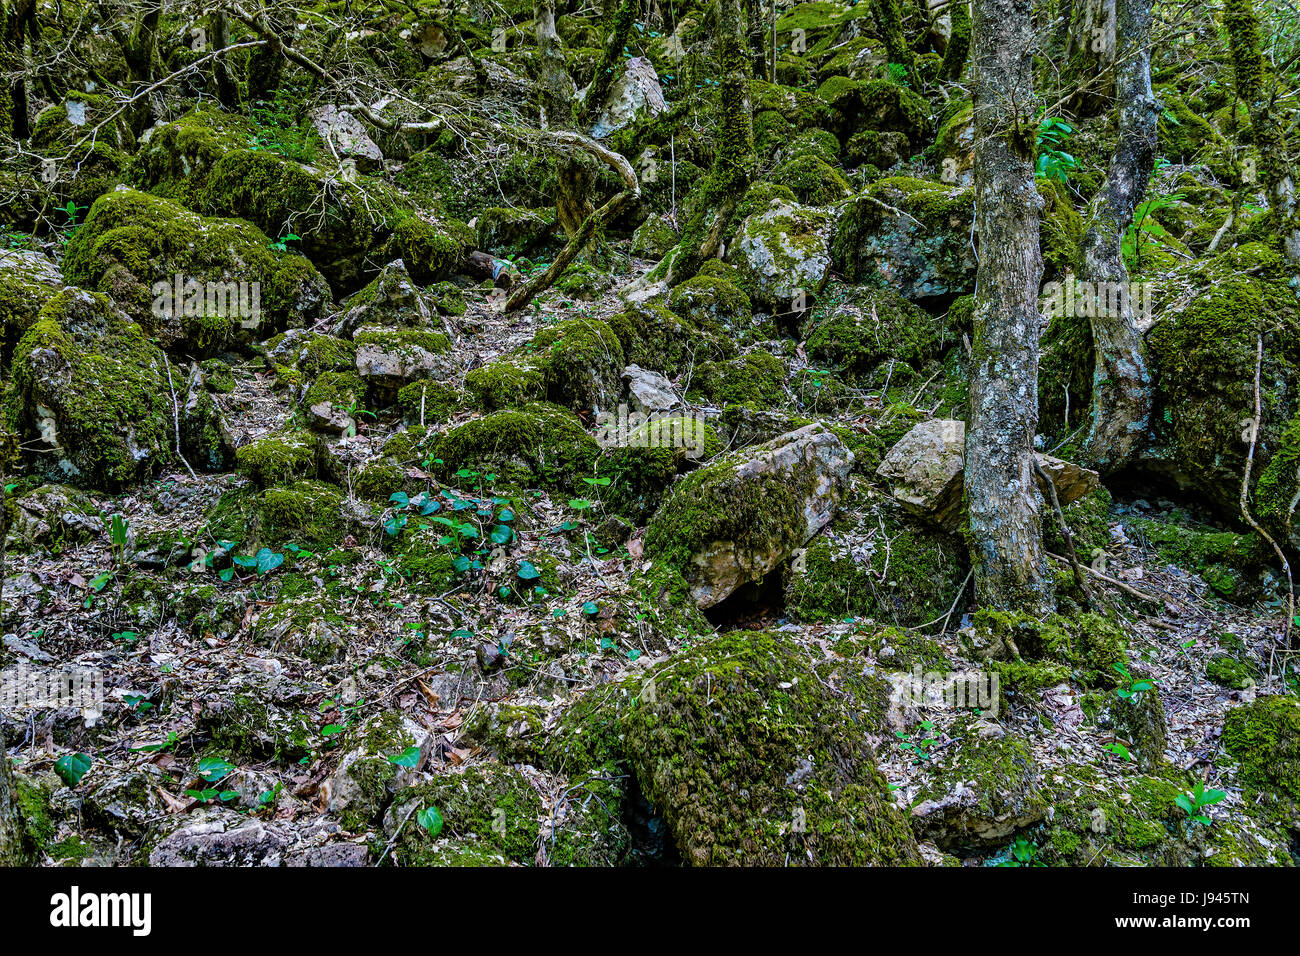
left=211, top=11, right=241, bottom=109
left=966, top=0, right=1051, bottom=612
left=1225, top=0, right=1300, bottom=270
left=1078, top=0, right=1157, bottom=472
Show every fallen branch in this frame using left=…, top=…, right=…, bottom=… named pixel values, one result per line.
left=1046, top=552, right=1164, bottom=604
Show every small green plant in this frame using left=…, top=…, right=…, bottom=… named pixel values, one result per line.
left=1102, top=741, right=1134, bottom=762
left=895, top=720, right=938, bottom=763
left=1176, top=781, right=1227, bottom=826
left=108, top=513, right=131, bottom=566
left=997, top=836, right=1046, bottom=866
left=1036, top=117, right=1077, bottom=185
left=53, top=752, right=93, bottom=787
left=417, top=805, right=445, bottom=838
left=1113, top=661, right=1155, bottom=701
left=1123, top=192, right=1184, bottom=269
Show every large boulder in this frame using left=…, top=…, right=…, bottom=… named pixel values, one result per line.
left=63, top=188, right=330, bottom=354
left=307, top=105, right=384, bottom=174
left=9, top=290, right=229, bottom=490
left=646, top=423, right=854, bottom=607
left=0, top=249, right=65, bottom=351
left=727, top=198, right=833, bottom=310
left=832, top=176, right=976, bottom=299
left=877, top=419, right=1098, bottom=531
left=550, top=629, right=923, bottom=866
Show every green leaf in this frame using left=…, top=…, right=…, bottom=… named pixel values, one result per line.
left=54, top=752, right=93, bottom=787
left=517, top=560, right=541, bottom=580
left=197, top=757, right=236, bottom=782
left=417, top=805, right=444, bottom=838
left=388, top=746, right=422, bottom=769
left=255, top=547, right=284, bottom=574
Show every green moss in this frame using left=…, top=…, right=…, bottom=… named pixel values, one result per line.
left=393, top=215, right=465, bottom=284
left=667, top=275, right=753, bottom=330
left=1222, top=695, right=1300, bottom=803
left=528, top=317, right=625, bottom=412
left=236, top=429, right=318, bottom=487
left=972, top=609, right=1128, bottom=687
left=597, top=417, right=725, bottom=524
left=425, top=403, right=600, bottom=492
left=693, top=352, right=786, bottom=407
left=1125, top=512, right=1266, bottom=600
left=464, top=357, right=546, bottom=411
left=787, top=518, right=966, bottom=626
left=1206, top=655, right=1257, bottom=689
left=804, top=283, right=952, bottom=378
left=606, top=304, right=733, bottom=374
left=8, top=292, right=175, bottom=491
left=554, top=629, right=921, bottom=865
left=387, top=763, right=544, bottom=864
left=260, top=480, right=346, bottom=547
left=771, top=154, right=851, bottom=205
left=396, top=380, right=463, bottom=424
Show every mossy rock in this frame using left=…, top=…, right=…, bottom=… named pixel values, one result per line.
left=770, top=154, right=852, bottom=206
left=1147, top=244, right=1300, bottom=521
left=0, top=249, right=65, bottom=354
left=691, top=352, right=787, bottom=407
left=909, top=718, right=1049, bottom=850
left=606, top=304, right=734, bottom=374
left=235, top=429, right=318, bottom=487
left=667, top=274, right=753, bottom=330
left=63, top=189, right=330, bottom=353
left=804, top=282, right=953, bottom=379
left=967, top=609, right=1129, bottom=688
left=383, top=763, right=543, bottom=864
left=551, top=629, right=922, bottom=865
left=424, top=403, right=600, bottom=492
left=596, top=416, right=725, bottom=524
left=1222, top=695, right=1300, bottom=807
left=786, top=502, right=967, bottom=626
left=8, top=291, right=176, bottom=490
left=831, top=176, right=975, bottom=299
left=528, top=317, right=626, bottom=413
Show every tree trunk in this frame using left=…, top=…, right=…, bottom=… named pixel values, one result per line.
left=966, top=0, right=1051, bottom=612
left=645, top=0, right=754, bottom=287
left=873, top=0, right=919, bottom=81
left=939, top=0, right=970, bottom=81
left=1224, top=0, right=1300, bottom=270
left=211, top=11, right=240, bottom=109
left=1064, top=0, right=1116, bottom=115
left=0, top=727, right=32, bottom=865
left=1077, top=0, right=1157, bottom=472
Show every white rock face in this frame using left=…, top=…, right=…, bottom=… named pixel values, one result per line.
left=591, top=57, right=667, bottom=138
left=877, top=419, right=1099, bottom=531
left=309, top=104, right=384, bottom=173
left=727, top=199, right=833, bottom=309
left=623, top=364, right=680, bottom=414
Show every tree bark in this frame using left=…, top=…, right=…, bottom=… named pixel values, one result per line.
left=966, top=0, right=1051, bottom=612
left=1077, top=0, right=1157, bottom=472
left=1224, top=0, right=1300, bottom=270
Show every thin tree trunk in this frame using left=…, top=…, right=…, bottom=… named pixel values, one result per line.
left=940, top=0, right=971, bottom=81
left=645, top=0, right=754, bottom=287
left=1224, top=0, right=1300, bottom=270
left=0, top=727, right=32, bottom=865
left=1078, top=0, right=1157, bottom=472
left=211, top=12, right=240, bottom=109
left=966, top=0, right=1051, bottom=612
left=1064, top=0, right=1117, bottom=115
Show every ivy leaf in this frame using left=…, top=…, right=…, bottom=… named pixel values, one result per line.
left=255, top=547, right=284, bottom=574
left=388, top=746, right=422, bottom=769
left=417, top=805, right=444, bottom=838
left=517, top=560, right=541, bottom=580
left=54, top=752, right=93, bottom=787
left=197, top=757, right=236, bottom=782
